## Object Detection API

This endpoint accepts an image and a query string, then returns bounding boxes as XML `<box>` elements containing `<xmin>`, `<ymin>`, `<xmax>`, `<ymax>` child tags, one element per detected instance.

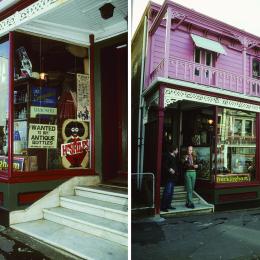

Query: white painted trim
<box><xmin>164</xmin><ymin>88</ymin><xmax>260</xmax><ymax>112</ymax></box>
<box><xmin>0</xmin><ymin>0</ymin><xmax>72</xmax><ymax>37</ymax></box>
<box><xmin>143</xmin><ymin>77</ymin><xmax>260</xmax><ymax>104</ymax></box>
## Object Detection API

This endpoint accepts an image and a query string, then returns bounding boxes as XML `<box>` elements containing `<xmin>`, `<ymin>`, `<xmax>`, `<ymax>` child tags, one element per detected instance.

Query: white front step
<box><xmin>160</xmin><ymin>186</ymin><xmax>185</xmax><ymax>192</ymax></box>
<box><xmin>160</xmin><ymin>203</ymin><xmax>214</xmax><ymax>217</ymax></box>
<box><xmin>75</xmin><ymin>186</ymin><xmax>128</xmax><ymax>206</ymax></box>
<box><xmin>43</xmin><ymin>207</ymin><xmax>128</xmax><ymax>246</ymax></box>
<box><xmin>60</xmin><ymin>195</ymin><xmax>128</xmax><ymax>224</ymax></box>
<box><xmin>11</xmin><ymin>220</ymin><xmax>127</xmax><ymax>260</ymax></box>
<box><xmin>172</xmin><ymin>197</ymin><xmax>200</xmax><ymax>206</ymax></box>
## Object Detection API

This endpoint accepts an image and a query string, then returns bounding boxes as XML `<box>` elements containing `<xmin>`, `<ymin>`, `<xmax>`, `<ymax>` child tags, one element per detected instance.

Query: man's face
<box><xmin>174</xmin><ymin>148</ymin><xmax>178</xmax><ymax>155</ymax></box>
<box><xmin>188</xmin><ymin>146</ymin><xmax>193</xmax><ymax>155</ymax></box>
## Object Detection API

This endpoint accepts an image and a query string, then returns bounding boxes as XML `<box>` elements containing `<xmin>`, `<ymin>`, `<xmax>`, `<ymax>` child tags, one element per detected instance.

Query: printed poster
<box><xmin>28</xmin><ymin>124</ymin><xmax>57</xmax><ymax>149</ymax></box>
<box><xmin>77</xmin><ymin>74</ymin><xmax>90</xmax><ymax>121</ymax></box>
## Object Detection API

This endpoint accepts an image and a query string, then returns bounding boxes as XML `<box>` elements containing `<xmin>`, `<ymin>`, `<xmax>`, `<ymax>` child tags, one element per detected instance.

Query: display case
<box><xmin>13</xmin><ymin>78</ymin><xmax>57</xmax><ymax>171</ymax></box>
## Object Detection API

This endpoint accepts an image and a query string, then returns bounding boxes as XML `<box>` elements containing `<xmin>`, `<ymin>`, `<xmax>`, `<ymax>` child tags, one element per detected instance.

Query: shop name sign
<box><xmin>216</xmin><ymin>174</ymin><xmax>250</xmax><ymax>183</ymax></box>
<box><xmin>28</xmin><ymin>124</ymin><xmax>57</xmax><ymax>148</ymax></box>
<box><xmin>30</xmin><ymin>106</ymin><xmax>57</xmax><ymax>118</ymax></box>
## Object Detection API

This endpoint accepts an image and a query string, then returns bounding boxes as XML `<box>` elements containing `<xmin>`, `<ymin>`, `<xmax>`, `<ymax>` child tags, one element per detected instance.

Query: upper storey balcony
<box><xmin>147</xmin><ymin>1</ymin><xmax>260</xmax><ymax>98</ymax></box>
<box><xmin>150</xmin><ymin>56</ymin><xmax>260</xmax><ymax>97</ymax></box>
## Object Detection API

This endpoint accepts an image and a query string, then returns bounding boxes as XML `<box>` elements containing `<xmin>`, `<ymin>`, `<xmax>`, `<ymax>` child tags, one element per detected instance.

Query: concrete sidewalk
<box><xmin>0</xmin><ymin>226</ymin><xmax>82</xmax><ymax>260</ymax></box>
<box><xmin>132</xmin><ymin>208</ymin><xmax>260</xmax><ymax>260</ymax></box>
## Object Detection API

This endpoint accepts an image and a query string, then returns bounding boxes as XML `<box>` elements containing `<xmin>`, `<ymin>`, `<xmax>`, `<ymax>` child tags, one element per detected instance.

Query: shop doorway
<box><xmin>162</xmin><ymin>101</ymin><xmax>215</xmax><ymax>186</ymax></box>
<box><xmin>101</xmin><ymin>42</ymin><xmax>127</xmax><ymax>184</ymax></box>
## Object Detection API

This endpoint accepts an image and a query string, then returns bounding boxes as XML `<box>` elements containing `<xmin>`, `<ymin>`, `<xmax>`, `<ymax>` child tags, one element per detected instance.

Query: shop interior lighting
<box><xmin>208</xmin><ymin>119</ymin><xmax>214</xmax><ymax>125</ymax></box>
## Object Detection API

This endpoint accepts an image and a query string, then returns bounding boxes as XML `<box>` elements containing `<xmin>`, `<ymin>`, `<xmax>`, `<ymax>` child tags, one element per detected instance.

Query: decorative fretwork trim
<box><xmin>0</xmin><ymin>0</ymin><xmax>69</xmax><ymax>36</ymax></box>
<box><xmin>164</xmin><ymin>88</ymin><xmax>260</xmax><ymax>112</ymax></box>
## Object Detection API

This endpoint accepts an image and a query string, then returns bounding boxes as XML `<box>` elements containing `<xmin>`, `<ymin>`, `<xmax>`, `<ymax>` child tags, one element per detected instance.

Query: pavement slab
<box><xmin>132</xmin><ymin>208</ymin><xmax>260</xmax><ymax>260</ymax></box>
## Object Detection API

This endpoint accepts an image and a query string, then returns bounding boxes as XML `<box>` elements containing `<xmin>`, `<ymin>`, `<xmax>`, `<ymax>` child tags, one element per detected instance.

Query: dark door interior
<box><xmin>101</xmin><ymin>42</ymin><xmax>127</xmax><ymax>182</ymax></box>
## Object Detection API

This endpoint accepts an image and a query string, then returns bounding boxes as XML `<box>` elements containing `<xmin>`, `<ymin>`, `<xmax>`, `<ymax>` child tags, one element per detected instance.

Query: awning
<box><xmin>191</xmin><ymin>34</ymin><xmax>227</xmax><ymax>55</ymax></box>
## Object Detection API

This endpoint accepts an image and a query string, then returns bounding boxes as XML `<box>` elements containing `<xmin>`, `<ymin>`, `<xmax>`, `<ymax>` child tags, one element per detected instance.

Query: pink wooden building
<box><xmin>132</xmin><ymin>1</ymin><xmax>260</xmax><ymax>214</ymax></box>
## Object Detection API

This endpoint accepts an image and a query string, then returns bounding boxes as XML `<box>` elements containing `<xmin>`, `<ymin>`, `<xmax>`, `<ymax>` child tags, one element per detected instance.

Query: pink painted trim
<box><xmin>164</xmin><ymin>7</ymin><xmax>172</xmax><ymax>78</ymax></box>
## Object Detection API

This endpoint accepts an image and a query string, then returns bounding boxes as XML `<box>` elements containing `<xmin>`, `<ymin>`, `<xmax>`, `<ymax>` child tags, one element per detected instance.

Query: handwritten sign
<box><xmin>28</xmin><ymin>124</ymin><xmax>57</xmax><ymax>148</ymax></box>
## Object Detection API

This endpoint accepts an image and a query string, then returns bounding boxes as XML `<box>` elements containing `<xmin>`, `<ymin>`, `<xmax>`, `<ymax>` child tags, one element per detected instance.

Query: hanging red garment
<box><xmin>58</xmin><ymin>90</ymin><xmax>77</xmax><ymax>121</ymax></box>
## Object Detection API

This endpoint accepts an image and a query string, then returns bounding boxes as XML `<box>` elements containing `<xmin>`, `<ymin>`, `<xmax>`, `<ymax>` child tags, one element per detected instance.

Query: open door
<box><xmin>101</xmin><ymin>42</ymin><xmax>128</xmax><ymax>185</ymax></box>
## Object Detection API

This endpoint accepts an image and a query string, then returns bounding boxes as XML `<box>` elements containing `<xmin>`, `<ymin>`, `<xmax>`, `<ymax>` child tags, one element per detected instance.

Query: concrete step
<box><xmin>75</xmin><ymin>186</ymin><xmax>128</xmax><ymax>206</ymax></box>
<box><xmin>11</xmin><ymin>219</ymin><xmax>127</xmax><ymax>260</ymax></box>
<box><xmin>172</xmin><ymin>197</ymin><xmax>200</xmax><ymax>206</ymax></box>
<box><xmin>43</xmin><ymin>207</ymin><xmax>128</xmax><ymax>246</ymax></box>
<box><xmin>61</xmin><ymin>195</ymin><xmax>128</xmax><ymax>224</ymax></box>
<box><xmin>160</xmin><ymin>203</ymin><xmax>214</xmax><ymax>217</ymax></box>
<box><xmin>160</xmin><ymin>186</ymin><xmax>185</xmax><ymax>192</ymax></box>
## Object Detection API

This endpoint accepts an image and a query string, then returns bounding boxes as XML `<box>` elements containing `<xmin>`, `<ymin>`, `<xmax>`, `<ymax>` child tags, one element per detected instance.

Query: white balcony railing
<box><xmin>150</xmin><ymin>57</ymin><xmax>260</xmax><ymax>97</ymax></box>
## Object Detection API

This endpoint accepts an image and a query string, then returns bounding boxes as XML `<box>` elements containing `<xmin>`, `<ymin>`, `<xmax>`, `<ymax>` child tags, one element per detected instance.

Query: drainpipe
<box><xmin>137</xmin><ymin>15</ymin><xmax>148</xmax><ymax>177</ymax></box>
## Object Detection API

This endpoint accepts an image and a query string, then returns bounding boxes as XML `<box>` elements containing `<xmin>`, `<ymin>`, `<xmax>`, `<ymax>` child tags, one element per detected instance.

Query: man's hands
<box><xmin>169</xmin><ymin>168</ymin><xmax>175</xmax><ymax>174</ymax></box>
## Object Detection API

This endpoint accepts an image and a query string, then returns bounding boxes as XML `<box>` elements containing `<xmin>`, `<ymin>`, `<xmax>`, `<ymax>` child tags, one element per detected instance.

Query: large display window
<box><xmin>216</xmin><ymin>108</ymin><xmax>256</xmax><ymax>183</ymax></box>
<box><xmin>0</xmin><ymin>37</ymin><xmax>9</xmax><ymax>173</ymax></box>
<box><xmin>9</xmin><ymin>32</ymin><xmax>91</xmax><ymax>173</ymax></box>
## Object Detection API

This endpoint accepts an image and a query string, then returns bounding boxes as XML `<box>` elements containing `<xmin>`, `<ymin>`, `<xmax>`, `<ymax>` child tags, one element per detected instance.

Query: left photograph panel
<box><xmin>0</xmin><ymin>0</ymin><xmax>128</xmax><ymax>259</ymax></box>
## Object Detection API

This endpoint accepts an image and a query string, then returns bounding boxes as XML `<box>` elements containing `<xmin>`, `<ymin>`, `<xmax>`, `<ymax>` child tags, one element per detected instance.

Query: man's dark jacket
<box><xmin>163</xmin><ymin>152</ymin><xmax>179</xmax><ymax>182</ymax></box>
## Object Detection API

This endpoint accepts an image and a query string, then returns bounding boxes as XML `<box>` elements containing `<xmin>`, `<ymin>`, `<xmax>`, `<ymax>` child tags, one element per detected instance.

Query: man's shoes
<box><xmin>185</xmin><ymin>203</ymin><xmax>194</xmax><ymax>208</ymax></box>
<box><xmin>161</xmin><ymin>208</ymin><xmax>168</xmax><ymax>212</ymax></box>
<box><xmin>168</xmin><ymin>206</ymin><xmax>176</xmax><ymax>210</ymax></box>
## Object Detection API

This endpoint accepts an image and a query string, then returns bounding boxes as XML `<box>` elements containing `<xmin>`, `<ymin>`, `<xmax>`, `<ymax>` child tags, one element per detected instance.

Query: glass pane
<box><xmin>206</xmin><ymin>52</ymin><xmax>211</xmax><ymax>66</ymax></box>
<box><xmin>216</xmin><ymin>108</ymin><xmax>256</xmax><ymax>183</ymax></box>
<box><xmin>13</xmin><ymin>32</ymin><xmax>90</xmax><ymax>172</ymax></box>
<box><xmin>253</xmin><ymin>60</ymin><xmax>260</xmax><ymax>78</ymax></box>
<box><xmin>234</xmin><ymin>119</ymin><xmax>242</xmax><ymax>136</ymax></box>
<box><xmin>0</xmin><ymin>37</ymin><xmax>9</xmax><ymax>172</ymax></box>
<box><xmin>245</xmin><ymin>120</ymin><xmax>252</xmax><ymax>136</ymax></box>
<box><xmin>195</xmin><ymin>48</ymin><xmax>200</xmax><ymax>63</ymax></box>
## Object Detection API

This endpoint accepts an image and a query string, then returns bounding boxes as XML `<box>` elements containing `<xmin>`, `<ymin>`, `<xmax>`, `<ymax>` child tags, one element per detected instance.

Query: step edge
<box><xmin>43</xmin><ymin>208</ymin><xmax>128</xmax><ymax>237</ymax></box>
<box><xmin>75</xmin><ymin>186</ymin><xmax>128</xmax><ymax>199</ymax></box>
<box><xmin>60</xmin><ymin>196</ymin><xmax>128</xmax><ymax>215</ymax></box>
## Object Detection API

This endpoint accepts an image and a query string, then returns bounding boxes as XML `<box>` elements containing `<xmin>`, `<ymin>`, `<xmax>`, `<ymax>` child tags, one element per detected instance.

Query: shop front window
<box><xmin>13</xmin><ymin>32</ymin><xmax>90</xmax><ymax>172</ymax></box>
<box><xmin>216</xmin><ymin>108</ymin><xmax>256</xmax><ymax>183</ymax></box>
<box><xmin>0</xmin><ymin>37</ymin><xmax>9</xmax><ymax>172</ymax></box>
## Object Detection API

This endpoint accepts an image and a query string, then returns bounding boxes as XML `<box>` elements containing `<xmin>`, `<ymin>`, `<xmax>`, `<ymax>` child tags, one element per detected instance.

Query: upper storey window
<box><xmin>194</xmin><ymin>47</ymin><xmax>213</xmax><ymax>77</ymax></box>
<box><xmin>253</xmin><ymin>59</ymin><xmax>260</xmax><ymax>78</ymax></box>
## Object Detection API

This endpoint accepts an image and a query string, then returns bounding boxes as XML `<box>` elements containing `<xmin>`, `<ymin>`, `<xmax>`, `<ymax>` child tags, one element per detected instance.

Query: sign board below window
<box><xmin>216</xmin><ymin>174</ymin><xmax>251</xmax><ymax>183</ymax></box>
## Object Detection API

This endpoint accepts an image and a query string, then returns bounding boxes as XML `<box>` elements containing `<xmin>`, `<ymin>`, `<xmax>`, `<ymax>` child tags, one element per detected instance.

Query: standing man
<box><xmin>161</xmin><ymin>145</ymin><xmax>179</xmax><ymax>212</ymax></box>
<box><xmin>183</xmin><ymin>146</ymin><xmax>198</xmax><ymax>209</ymax></box>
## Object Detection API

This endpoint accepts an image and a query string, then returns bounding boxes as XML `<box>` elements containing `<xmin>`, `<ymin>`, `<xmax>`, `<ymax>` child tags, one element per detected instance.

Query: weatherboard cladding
<box><xmin>146</xmin><ymin>2</ymin><xmax>260</xmax><ymax>93</ymax></box>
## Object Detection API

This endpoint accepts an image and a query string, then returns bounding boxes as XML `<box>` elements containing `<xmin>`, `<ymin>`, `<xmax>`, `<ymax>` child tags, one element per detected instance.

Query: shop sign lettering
<box><xmin>61</xmin><ymin>139</ymin><xmax>90</xmax><ymax>157</ymax></box>
<box><xmin>0</xmin><ymin>156</ymin><xmax>24</xmax><ymax>171</ymax></box>
<box><xmin>30</xmin><ymin>106</ymin><xmax>57</xmax><ymax>118</ymax></box>
<box><xmin>216</xmin><ymin>174</ymin><xmax>250</xmax><ymax>183</ymax></box>
<box><xmin>28</xmin><ymin>124</ymin><xmax>57</xmax><ymax>148</ymax></box>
